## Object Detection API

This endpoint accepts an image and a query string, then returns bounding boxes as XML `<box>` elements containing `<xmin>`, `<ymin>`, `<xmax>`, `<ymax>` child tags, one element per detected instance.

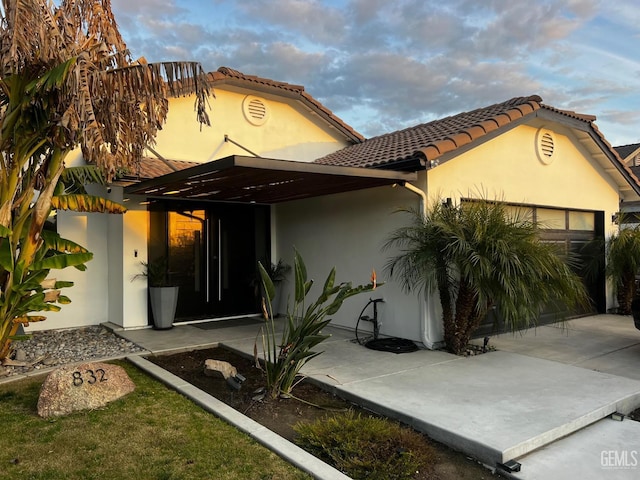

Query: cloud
<box><xmin>236</xmin><ymin>0</ymin><xmax>347</xmax><ymax>45</ymax></box>
<box><xmin>109</xmin><ymin>0</ymin><xmax>639</xmax><ymax>143</ymax></box>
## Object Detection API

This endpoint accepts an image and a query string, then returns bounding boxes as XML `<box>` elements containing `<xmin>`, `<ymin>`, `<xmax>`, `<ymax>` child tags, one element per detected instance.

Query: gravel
<box><xmin>0</xmin><ymin>326</ymin><xmax>146</xmax><ymax>378</ymax></box>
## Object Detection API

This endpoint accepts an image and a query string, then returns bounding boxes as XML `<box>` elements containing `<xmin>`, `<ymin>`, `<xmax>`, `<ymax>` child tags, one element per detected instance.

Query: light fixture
<box><xmin>497</xmin><ymin>460</ymin><xmax>521</xmax><ymax>473</ymax></box>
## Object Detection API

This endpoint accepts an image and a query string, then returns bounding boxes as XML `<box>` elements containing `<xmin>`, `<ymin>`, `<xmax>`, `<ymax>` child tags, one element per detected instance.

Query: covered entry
<box><xmin>125</xmin><ymin>155</ymin><xmax>416</xmax><ymax>323</ymax></box>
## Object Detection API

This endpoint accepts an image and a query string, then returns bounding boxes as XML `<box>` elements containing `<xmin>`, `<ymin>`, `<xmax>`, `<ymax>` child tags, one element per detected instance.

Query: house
<box><xmin>41</xmin><ymin>71</ymin><xmax>640</xmax><ymax>348</ymax></box>
<box><xmin>614</xmin><ymin>143</ymin><xmax>640</xmax><ymax>223</ymax></box>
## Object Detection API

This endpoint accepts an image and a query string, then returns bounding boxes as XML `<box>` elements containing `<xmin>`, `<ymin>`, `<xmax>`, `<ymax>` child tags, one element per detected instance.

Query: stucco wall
<box><xmin>427</xmin><ymin>124</ymin><xmax>620</xmax><ymax>217</ymax></box>
<box><xmin>274</xmin><ymin>186</ymin><xmax>425</xmax><ymax>343</ymax></box>
<box><xmin>152</xmin><ymin>89</ymin><xmax>351</xmax><ymax>162</ymax></box>
<box><xmin>27</xmin><ymin>210</ymin><xmax>109</xmax><ymax>331</ymax></box>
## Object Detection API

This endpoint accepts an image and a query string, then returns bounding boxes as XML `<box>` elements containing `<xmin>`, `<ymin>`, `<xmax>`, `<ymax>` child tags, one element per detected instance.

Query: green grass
<box><xmin>0</xmin><ymin>361</ymin><xmax>310</xmax><ymax>480</ymax></box>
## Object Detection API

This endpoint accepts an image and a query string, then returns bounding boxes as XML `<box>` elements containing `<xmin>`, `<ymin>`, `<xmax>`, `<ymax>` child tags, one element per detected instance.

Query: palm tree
<box><xmin>0</xmin><ymin>0</ymin><xmax>211</xmax><ymax>359</ymax></box>
<box><xmin>384</xmin><ymin>199</ymin><xmax>589</xmax><ymax>355</ymax></box>
<box><xmin>604</xmin><ymin>225</ymin><xmax>640</xmax><ymax>315</ymax></box>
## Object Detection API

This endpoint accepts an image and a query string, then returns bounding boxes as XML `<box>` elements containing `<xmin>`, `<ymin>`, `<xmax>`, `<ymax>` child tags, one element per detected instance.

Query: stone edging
<box><xmin>127</xmin><ymin>355</ymin><xmax>352</xmax><ymax>480</ymax></box>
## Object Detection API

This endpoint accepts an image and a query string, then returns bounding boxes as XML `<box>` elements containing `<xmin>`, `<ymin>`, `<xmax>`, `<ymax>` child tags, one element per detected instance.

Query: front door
<box><xmin>149</xmin><ymin>202</ymin><xmax>270</xmax><ymax>322</ymax></box>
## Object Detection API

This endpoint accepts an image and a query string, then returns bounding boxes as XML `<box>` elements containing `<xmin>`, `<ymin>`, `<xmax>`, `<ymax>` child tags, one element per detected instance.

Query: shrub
<box><xmin>293</xmin><ymin>410</ymin><xmax>436</xmax><ymax>480</ymax></box>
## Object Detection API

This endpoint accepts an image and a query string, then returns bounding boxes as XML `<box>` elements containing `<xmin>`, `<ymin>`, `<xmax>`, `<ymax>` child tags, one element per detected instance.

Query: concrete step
<box><xmin>511</xmin><ymin>416</ymin><xmax>640</xmax><ymax>479</ymax></box>
<box><xmin>300</xmin><ymin>348</ymin><xmax>640</xmax><ymax>467</ymax></box>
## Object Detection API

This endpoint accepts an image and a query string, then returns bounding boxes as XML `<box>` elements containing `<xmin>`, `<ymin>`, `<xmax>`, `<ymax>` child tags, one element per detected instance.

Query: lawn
<box><xmin>0</xmin><ymin>361</ymin><xmax>310</xmax><ymax>480</ymax></box>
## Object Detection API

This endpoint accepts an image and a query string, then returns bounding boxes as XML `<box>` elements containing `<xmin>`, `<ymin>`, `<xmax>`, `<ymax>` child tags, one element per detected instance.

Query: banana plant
<box><xmin>0</xmin><ymin>165</ymin><xmax>124</xmax><ymax>360</ymax></box>
<box><xmin>256</xmin><ymin>249</ymin><xmax>379</xmax><ymax>399</ymax></box>
<box><xmin>0</xmin><ymin>0</ymin><xmax>210</xmax><ymax>361</ymax></box>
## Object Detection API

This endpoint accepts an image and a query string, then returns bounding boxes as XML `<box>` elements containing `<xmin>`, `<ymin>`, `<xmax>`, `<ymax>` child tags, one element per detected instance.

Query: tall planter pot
<box><xmin>149</xmin><ymin>286</ymin><xmax>179</xmax><ymax>330</ymax></box>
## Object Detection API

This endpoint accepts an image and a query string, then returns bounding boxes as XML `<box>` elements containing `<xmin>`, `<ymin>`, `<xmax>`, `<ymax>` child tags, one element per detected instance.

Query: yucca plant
<box><xmin>256</xmin><ymin>249</ymin><xmax>377</xmax><ymax>399</ymax></box>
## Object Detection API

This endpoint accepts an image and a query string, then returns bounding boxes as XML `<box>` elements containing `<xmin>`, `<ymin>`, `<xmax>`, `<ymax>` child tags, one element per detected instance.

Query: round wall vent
<box><xmin>535</xmin><ymin>128</ymin><xmax>556</xmax><ymax>165</ymax></box>
<box><xmin>242</xmin><ymin>95</ymin><xmax>269</xmax><ymax>126</ymax></box>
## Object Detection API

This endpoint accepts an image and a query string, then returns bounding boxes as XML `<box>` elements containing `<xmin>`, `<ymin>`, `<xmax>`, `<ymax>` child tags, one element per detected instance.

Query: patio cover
<box><xmin>124</xmin><ymin>155</ymin><xmax>417</xmax><ymax>204</ymax></box>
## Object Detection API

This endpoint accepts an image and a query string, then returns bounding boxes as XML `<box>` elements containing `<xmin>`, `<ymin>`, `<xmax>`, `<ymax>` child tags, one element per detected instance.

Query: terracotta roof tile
<box><xmin>314</xmin><ymin>95</ymin><xmax>543</xmax><ymax>169</ymax></box>
<box><xmin>119</xmin><ymin>157</ymin><xmax>199</xmax><ymax>183</ymax></box>
<box><xmin>209</xmin><ymin>67</ymin><xmax>364</xmax><ymax>143</ymax></box>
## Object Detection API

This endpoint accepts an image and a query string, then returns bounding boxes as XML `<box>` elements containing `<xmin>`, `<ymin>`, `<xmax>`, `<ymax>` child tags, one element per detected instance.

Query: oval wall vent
<box><xmin>243</xmin><ymin>95</ymin><xmax>269</xmax><ymax>126</ymax></box>
<box><xmin>535</xmin><ymin>128</ymin><xmax>556</xmax><ymax>165</ymax></box>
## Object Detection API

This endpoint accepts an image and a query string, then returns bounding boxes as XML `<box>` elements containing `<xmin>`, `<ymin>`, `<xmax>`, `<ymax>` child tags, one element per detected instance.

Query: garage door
<box><xmin>475</xmin><ymin>206</ymin><xmax>605</xmax><ymax>337</ymax></box>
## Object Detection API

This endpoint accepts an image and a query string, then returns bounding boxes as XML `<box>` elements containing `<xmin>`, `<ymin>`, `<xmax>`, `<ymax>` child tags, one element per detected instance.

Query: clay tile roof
<box><xmin>313</xmin><ymin>95</ymin><xmax>543</xmax><ymax>169</ymax></box>
<box><xmin>208</xmin><ymin>67</ymin><xmax>364</xmax><ymax>143</ymax></box>
<box><xmin>118</xmin><ymin>157</ymin><xmax>200</xmax><ymax>184</ymax></box>
<box><xmin>208</xmin><ymin>66</ymin><xmax>305</xmax><ymax>93</ymax></box>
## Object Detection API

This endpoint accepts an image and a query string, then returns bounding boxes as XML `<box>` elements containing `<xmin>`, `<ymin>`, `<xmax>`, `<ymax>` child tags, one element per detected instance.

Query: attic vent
<box><xmin>540</xmin><ymin>133</ymin><xmax>554</xmax><ymax>157</ymax></box>
<box><xmin>243</xmin><ymin>95</ymin><xmax>269</xmax><ymax>126</ymax></box>
<box><xmin>535</xmin><ymin>128</ymin><xmax>556</xmax><ymax>165</ymax></box>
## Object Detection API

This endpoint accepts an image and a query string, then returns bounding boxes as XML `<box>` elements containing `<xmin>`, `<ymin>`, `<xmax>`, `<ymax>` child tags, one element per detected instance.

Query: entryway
<box><xmin>148</xmin><ymin>201</ymin><xmax>269</xmax><ymax>323</ymax></box>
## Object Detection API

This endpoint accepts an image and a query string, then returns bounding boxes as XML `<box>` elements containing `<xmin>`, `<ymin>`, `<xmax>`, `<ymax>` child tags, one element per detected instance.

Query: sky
<box><xmin>110</xmin><ymin>0</ymin><xmax>640</xmax><ymax>147</ymax></box>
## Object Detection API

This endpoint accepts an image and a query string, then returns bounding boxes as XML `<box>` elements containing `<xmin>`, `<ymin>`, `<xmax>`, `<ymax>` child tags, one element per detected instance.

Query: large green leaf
<box><xmin>258</xmin><ymin>262</ymin><xmax>276</xmax><ymax>302</ymax></box>
<box><xmin>61</xmin><ymin>166</ymin><xmax>106</xmax><ymax>187</ymax></box>
<box><xmin>29</xmin><ymin>251</ymin><xmax>93</xmax><ymax>271</ymax></box>
<box><xmin>41</xmin><ymin>230</ymin><xmax>89</xmax><ymax>254</ymax></box>
<box><xmin>25</xmin><ymin>57</ymin><xmax>77</xmax><ymax>94</ymax></box>
<box><xmin>58</xmin><ymin>166</ymin><xmax>107</xmax><ymax>195</ymax></box>
<box><xmin>0</xmin><ymin>237</ymin><xmax>13</xmax><ymax>272</ymax></box>
<box><xmin>51</xmin><ymin>194</ymin><xmax>126</xmax><ymax>214</ymax></box>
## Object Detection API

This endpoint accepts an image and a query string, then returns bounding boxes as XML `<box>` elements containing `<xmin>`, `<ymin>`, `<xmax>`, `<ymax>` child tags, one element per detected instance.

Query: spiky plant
<box><xmin>257</xmin><ymin>249</ymin><xmax>377</xmax><ymax>399</ymax></box>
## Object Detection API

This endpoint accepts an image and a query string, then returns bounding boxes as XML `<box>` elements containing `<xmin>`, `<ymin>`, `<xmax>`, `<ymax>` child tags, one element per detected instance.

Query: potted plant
<box><xmin>265</xmin><ymin>259</ymin><xmax>291</xmax><ymax>317</ymax></box>
<box><xmin>136</xmin><ymin>257</ymin><xmax>179</xmax><ymax>330</ymax></box>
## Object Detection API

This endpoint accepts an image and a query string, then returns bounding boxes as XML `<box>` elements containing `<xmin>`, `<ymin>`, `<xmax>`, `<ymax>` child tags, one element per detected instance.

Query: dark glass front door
<box><xmin>150</xmin><ymin>202</ymin><xmax>269</xmax><ymax>322</ymax></box>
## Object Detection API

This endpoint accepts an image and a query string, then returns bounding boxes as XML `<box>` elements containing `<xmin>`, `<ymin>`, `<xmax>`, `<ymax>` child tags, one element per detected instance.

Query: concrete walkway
<box><xmin>115</xmin><ymin>314</ymin><xmax>640</xmax><ymax>479</ymax></box>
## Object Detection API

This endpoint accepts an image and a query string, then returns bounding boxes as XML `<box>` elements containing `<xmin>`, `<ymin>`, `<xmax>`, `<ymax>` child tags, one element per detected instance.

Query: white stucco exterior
<box><xmin>152</xmin><ymin>90</ymin><xmax>351</xmax><ymax>163</ymax></box>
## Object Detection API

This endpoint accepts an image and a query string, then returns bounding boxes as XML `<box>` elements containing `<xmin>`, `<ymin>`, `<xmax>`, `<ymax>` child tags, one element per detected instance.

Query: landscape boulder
<box><xmin>204</xmin><ymin>359</ymin><xmax>238</xmax><ymax>379</ymax></box>
<box><xmin>37</xmin><ymin>362</ymin><xmax>135</xmax><ymax>418</ymax></box>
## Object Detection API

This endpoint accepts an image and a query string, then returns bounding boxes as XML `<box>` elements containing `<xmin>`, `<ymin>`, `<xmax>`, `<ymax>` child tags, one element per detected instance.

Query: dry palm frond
<box><xmin>1</xmin><ymin>0</ymin><xmax>211</xmax><ymax>182</ymax></box>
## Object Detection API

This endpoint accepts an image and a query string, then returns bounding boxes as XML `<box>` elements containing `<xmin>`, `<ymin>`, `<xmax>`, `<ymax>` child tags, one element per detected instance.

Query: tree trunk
<box><xmin>617</xmin><ymin>271</ymin><xmax>636</xmax><ymax>315</ymax></box>
<box><xmin>448</xmin><ymin>279</ymin><xmax>478</xmax><ymax>355</ymax></box>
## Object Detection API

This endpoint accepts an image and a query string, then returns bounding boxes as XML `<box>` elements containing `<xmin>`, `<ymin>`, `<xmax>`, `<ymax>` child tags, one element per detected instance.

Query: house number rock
<box><xmin>37</xmin><ymin>362</ymin><xmax>135</xmax><ymax>418</ymax></box>
<box><xmin>71</xmin><ymin>368</ymin><xmax>108</xmax><ymax>386</ymax></box>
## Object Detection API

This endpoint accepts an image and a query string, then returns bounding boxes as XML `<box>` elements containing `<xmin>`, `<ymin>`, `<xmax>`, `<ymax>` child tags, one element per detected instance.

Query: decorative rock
<box><xmin>37</xmin><ymin>362</ymin><xmax>135</xmax><ymax>418</ymax></box>
<box><xmin>204</xmin><ymin>359</ymin><xmax>237</xmax><ymax>380</ymax></box>
<box><xmin>14</xmin><ymin>349</ymin><xmax>27</xmax><ymax>362</ymax></box>
<box><xmin>1</xmin><ymin>326</ymin><xmax>145</xmax><ymax>378</ymax></box>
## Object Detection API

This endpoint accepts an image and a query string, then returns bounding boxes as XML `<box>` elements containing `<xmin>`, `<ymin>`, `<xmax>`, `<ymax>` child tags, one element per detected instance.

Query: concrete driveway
<box><xmin>117</xmin><ymin>314</ymin><xmax>640</xmax><ymax>479</ymax></box>
<box><xmin>490</xmin><ymin>314</ymin><xmax>640</xmax><ymax>381</ymax></box>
